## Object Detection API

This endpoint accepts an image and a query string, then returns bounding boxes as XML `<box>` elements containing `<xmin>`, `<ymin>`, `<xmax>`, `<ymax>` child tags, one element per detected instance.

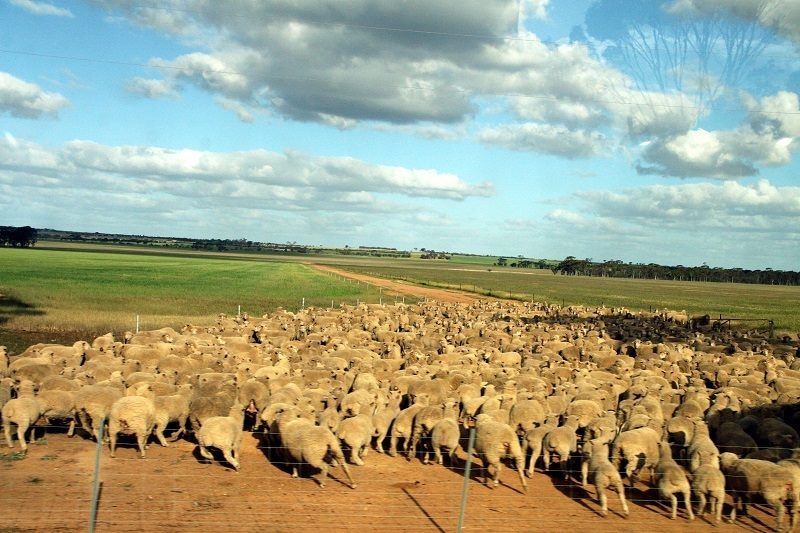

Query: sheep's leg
<box><xmin>696</xmin><ymin>492</ymin><xmax>707</xmax><ymax>518</ymax></box>
<box><xmin>712</xmin><ymin>494</ymin><xmax>723</xmax><ymax>524</ymax></box>
<box><xmin>615</xmin><ymin>479</ymin><xmax>630</xmax><ymax>517</ymax></box>
<box><xmin>492</xmin><ymin>459</ymin><xmax>502</xmax><ymax>487</ymax></box>
<box><xmin>597</xmin><ymin>486</ymin><xmax>608</xmax><ymax>516</ymax></box>
<box><xmin>683</xmin><ymin>490</ymin><xmax>695</xmax><ymax>520</ymax></box>
<box><xmin>66</xmin><ymin>418</ymin><xmax>76</xmax><ymax>438</ymax></box>
<box><xmin>388</xmin><ymin>434</ymin><xmax>399</xmax><ymax>457</ymax></box>
<box><xmin>167</xmin><ymin>423</ymin><xmax>185</xmax><ymax>442</ymax></box>
<box><xmin>109</xmin><ymin>430</ymin><xmax>117</xmax><ymax>458</ymax></box>
<box><xmin>580</xmin><ymin>459</ymin><xmax>589</xmax><ymax>488</ymax></box>
<box><xmin>198</xmin><ymin>444</ymin><xmax>213</xmax><ymax>461</ymax></box>
<box><xmin>222</xmin><ymin>447</ymin><xmax>240</xmax><ymax>471</ymax></box>
<box><xmin>155</xmin><ymin>426</ymin><xmax>169</xmax><ymax>447</ymax></box>
<box><xmin>516</xmin><ymin>461</ymin><xmax>528</xmax><ymax>493</ymax></box>
<box><xmin>527</xmin><ymin>444</ymin><xmax>541</xmax><ymax>477</ymax></box>
<box><xmin>4</xmin><ymin>421</ymin><xmax>13</xmax><ymax>448</ymax></box>
<box><xmin>339</xmin><ymin>459</ymin><xmax>356</xmax><ymax>489</ymax></box>
<box><xmin>16</xmin><ymin>424</ymin><xmax>29</xmax><ymax>452</ymax></box>
<box><xmin>136</xmin><ymin>432</ymin><xmax>147</xmax><ymax>459</ymax></box>
<box><xmin>350</xmin><ymin>446</ymin><xmax>365</xmax><ymax>466</ymax></box>
<box><xmin>667</xmin><ymin>494</ymin><xmax>678</xmax><ymax>519</ymax></box>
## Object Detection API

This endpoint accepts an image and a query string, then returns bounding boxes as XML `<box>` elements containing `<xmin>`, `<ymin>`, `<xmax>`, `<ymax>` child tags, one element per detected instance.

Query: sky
<box><xmin>1</xmin><ymin>0</ymin><xmax>799</xmax><ymax>270</ymax></box>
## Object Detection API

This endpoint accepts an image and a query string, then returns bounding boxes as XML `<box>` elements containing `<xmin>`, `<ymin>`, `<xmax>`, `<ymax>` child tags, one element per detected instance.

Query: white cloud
<box><xmin>479</xmin><ymin>123</ymin><xmax>606</xmax><ymax>158</ymax></box>
<box><xmin>8</xmin><ymin>0</ymin><xmax>72</xmax><ymax>17</ymax></box>
<box><xmin>667</xmin><ymin>0</ymin><xmax>800</xmax><ymax>44</ymax></box>
<box><xmin>0</xmin><ymin>136</ymin><xmax>494</xmax><ymax>205</ymax></box>
<box><xmin>536</xmin><ymin>179</ymin><xmax>800</xmax><ymax>268</ymax></box>
<box><xmin>125</xmin><ymin>78</ymin><xmax>178</xmax><ymax>99</ymax></box>
<box><xmin>0</xmin><ymin>71</ymin><xmax>70</xmax><ymax>119</ymax></box>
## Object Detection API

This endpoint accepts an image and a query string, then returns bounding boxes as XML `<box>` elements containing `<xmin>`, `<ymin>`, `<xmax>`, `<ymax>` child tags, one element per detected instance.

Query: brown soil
<box><xmin>0</xmin><ymin>268</ymin><xmax>780</xmax><ymax>533</ymax></box>
<box><xmin>0</xmin><ymin>426</ymin><xmax>777</xmax><ymax>533</ymax></box>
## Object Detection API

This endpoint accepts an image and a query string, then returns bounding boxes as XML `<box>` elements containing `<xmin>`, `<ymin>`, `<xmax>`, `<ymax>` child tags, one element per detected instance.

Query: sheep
<box><xmin>2</xmin><ymin>395</ymin><xmax>42</xmax><ymax>452</ymax></box>
<box><xmin>152</xmin><ymin>385</ymin><xmax>193</xmax><ymax>446</ymax></box>
<box><xmin>430</xmin><ymin>416</ymin><xmax>462</xmax><ymax>467</ymax></box>
<box><xmin>686</xmin><ymin>419</ymin><xmax>719</xmax><ymax>472</ymax></box>
<box><xmin>372</xmin><ymin>387</ymin><xmax>403</xmax><ymax>454</ymax></box>
<box><xmin>36</xmin><ymin>389</ymin><xmax>77</xmax><ymax>437</ymax></box>
<box><xmin>507</xmin><ymin>398</ymin><xmax>546</xmax><ymax>436</ymax></box>
<box><xmin>610</xmin><ymin>426</ymin><xmax>660</xmax><ymax>488</ymax></box>
<box><xmin>541</xmin><ymin>414</ymin><xmax>580</xmax><ymax>478</ymax></box>
<box><xmin>335</xmin><ymin>413</ymin><xmax>374</xmax><ymax>466</ymax></box>
<box><xmin>73</xmin><ymin>384</ymin><xmax>124</xmax><ymax>442</ymax></box>
<box><xmin>522</xmin><ymin>415</ymin><xmax>559</xmax><ymax>477</ymax></box>
<box><xmin>720</xmin><ymin>451</ymin><xmax>798</xmax><ymax>532</ymax></box>
<box><xmin>714</xmin><ymin>420</ymin><xmax>757</xmax><ymax>457</ymax></box>
<box><xmin>388</xmin><ymin>395</ymin><xmax>430</xmax><ymax>457</ymax></box>
<box><xmin>275</xmin><ymin>406</ymin><xmax>357</xmax><ymax>489</ymax></box>
<box><xmin>654</xmin><ymin>440</ymin><xmax>694</xmax><ymax>520</ymax></box>
<box><xmin>471</xmin><ymin>413</ymin><xmax>527</xmax><ymax>493</ymax></box>
<box><xmin>196</xmin><ymin>403</ymin><xmax>245</xmax><ymax>471</ymax></box>
<box><xmin>107</xmin><ymin>395</ymin><xmax>156</xmax><ymax>459</ymax></box>
<box><xmin>579</xmin><ymin>438</ymin><xmax>629</xmax><ymax>518</ymax></box>
<box><xmin>407</xmin><ymin>399</ymin><xmax>459</xmax><ymax>464</ymax></box>
<box><xmin>691</xmin><ymin>462</ymin><xmax>726</xmax><ymax>524</ymax></box>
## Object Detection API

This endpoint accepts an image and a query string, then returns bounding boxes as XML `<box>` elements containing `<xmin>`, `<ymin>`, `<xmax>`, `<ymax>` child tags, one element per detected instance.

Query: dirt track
<box><xmin>309</xmin><ymin>264</ymin><xmax>479</xmax><ymax>305</ymax></box>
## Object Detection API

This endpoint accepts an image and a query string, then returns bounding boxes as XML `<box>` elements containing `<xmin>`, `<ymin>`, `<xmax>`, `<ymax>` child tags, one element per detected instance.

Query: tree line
<box><xmin>550</xmin><ymin>256</ymin><xmax>800</xmax><ymax>286</ymax></box>
<box><xmin>0</xmin><ymin>226</ymin><xmax>38</xmax><ymax>247</ymax></box>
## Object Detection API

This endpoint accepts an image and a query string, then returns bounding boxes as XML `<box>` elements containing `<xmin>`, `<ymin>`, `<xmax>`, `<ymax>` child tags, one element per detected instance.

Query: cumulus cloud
<box><xmin>125</xmin><ymin>77</ymin><xmax>178</xmax><ymax>99</ymax></box>
<box><xmin>479</xmin><ymin>123</ymin><xmax>606</xmax><ymax>158</ymax></box>
<box><xmin>0</xmin><ymin>136</ymin><xmax>494</xmax><ymax>208</ymax></box>
<box><xmin>667</xmin><ymin>0</ymin><xmax>800</xmax><ymax>43</ymax></box>
<box><xmin>537</xmin><ymin>179</ymin><xmax>800</xmax><ymax>268</ymax></box>
<box><xmin>8</xmin><ymin>0</ymin><xmax>72</xmax><ymax>17</ymax></box>
<box><xmin>0</xmin><ymin>71</ymin><xmax>70</xmax><ymax>119</ymax></box>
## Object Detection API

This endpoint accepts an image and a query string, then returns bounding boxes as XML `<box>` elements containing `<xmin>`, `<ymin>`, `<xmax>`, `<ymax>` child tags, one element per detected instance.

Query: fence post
<box><xmin>89</xmin><ymin>417</ymin><xmax>106</xmax><ymax>533</ymax></box>
<box><xmin>457</xmin><ymin>425</ymin><xmax>477</xmax><ymax>532</ymax></box>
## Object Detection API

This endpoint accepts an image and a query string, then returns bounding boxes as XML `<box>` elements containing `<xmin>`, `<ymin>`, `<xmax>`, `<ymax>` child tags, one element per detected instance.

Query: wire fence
<box><xmin>0</xmin><ymin>423</ymin><xmax>783</xmax><ymax>533</ymax></box>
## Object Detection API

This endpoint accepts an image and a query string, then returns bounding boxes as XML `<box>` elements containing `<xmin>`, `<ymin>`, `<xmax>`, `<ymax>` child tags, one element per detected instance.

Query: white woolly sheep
<box><xmin>579</xmin><ymin>438</ymin><xmax>629</xmax><ymax>518</ymax></box>
<box><xmin>610</xmin><ymin>426</ymin><xmax>660</xmax><ymax>487</ymax></box>
<box><xmin>471</xmin><ymin>413</ymin><xmax>527</xmax><ymax>493</ymax></box>
<box><xmin>372</xmin><ymin>387</ymin><xmax>403</xmax><ymax>454</ymax></box>
<box><xmin>430</xmin><ymin>416</ymin><xmax>462</xmax><ymax>467</ymax></box>
<box><xmin>388</xmin><ymin>396</ymin><xmax>430</xmax><ymax>457</ymax></box>
<box><xmin>541</xmin><ymin>414</ymin><xmax>580</xmax><ymax>478</ymax></box>
<box><xmin>275</xmin><ymin>406</ymin><xmax>356</xmax><ymax>489</ymax></box>
<box><xmin>108</xmin><ymin>395</ymin><xmax>157</xmax><ymax>458</ymax></box>
<box><xmin>152</xmin><ymin>385</ymin><xmax>193</xmax><ymax>446</ymax></box>
<box><xmin>36</xmin><ymin>389</ymin><xmax>77</xmax><ymax>437</ymax></box>
<box><xmin>336</xmin><ymin>413</ymin><xmax>374</xmax><ymax>466</ymax></box>
<box><xmin>654</xmin><ymin>440</ymin><xmax>694</xmax><ymax>520</ymax></box>
<box><xmin>2</xmin><ymin>395</ymin><xmax>42</xmax><ymax>452</ymax></box>
<box><xmin>196</xmin><ymin>403</ymin><xmax>245</xmax><ymax>471</ymax></box>
<box><xmin>73</xmin><ymin>384</ymin><xmax>124</xmax><ymax>442</ymax></box>
<box><xmin>522</xmin><ymin>415</ymin><xmax>559</xmax><ymax>477</ymax></box>
<box><xmin>691</xmin><ymin>462</ymin><xmax>725</xmax><ymax>524</ymax></box>
<box><xmin>720</xmin><ymin>451</ymin><xmax>798</xmax><ymax>532</ymax></box>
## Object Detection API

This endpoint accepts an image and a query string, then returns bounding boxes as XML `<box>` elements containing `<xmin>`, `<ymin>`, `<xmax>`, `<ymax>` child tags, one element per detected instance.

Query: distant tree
<box><xmin>0</xmin><ymin>226</ymin><xmax>37</xmax><ymax>247</ymax></box>
<box><xmin>496</xmin><ymin>257</ymin><xmax>507</xmax><ymax>266</ymax></box>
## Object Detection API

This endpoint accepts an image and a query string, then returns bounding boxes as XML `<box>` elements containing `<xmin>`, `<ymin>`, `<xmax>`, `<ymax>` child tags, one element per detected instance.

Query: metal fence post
<box><xmin>89</xmin><ymin>417</ymin><xmax>105</xmax><ymax>533</ymax></box>
<box><xmin>457</xmin><ymin>425</ymin><xmax>477</xmax><ymax>532</ymax></box>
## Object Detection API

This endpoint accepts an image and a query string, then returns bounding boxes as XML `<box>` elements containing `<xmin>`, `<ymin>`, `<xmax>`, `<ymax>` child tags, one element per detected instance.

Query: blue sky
<box><xmin>1</xmin><ymin>0</ymin><xmax>799</xmax><ymax>270</ymax></box>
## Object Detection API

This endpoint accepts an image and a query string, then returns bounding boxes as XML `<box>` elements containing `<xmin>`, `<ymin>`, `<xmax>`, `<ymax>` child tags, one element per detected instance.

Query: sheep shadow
<box><xmin>190</xmin><ymin>445</ymin><xmax>238</xmax><ymax>471</ymax></box>
<box><xmin>250</xmin><ymin>431</ymin><xmax>353</xmax><ymax>489</ymax></box>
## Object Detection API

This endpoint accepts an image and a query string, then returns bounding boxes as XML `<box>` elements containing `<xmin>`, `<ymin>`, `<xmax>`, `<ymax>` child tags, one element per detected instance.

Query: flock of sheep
<box><xmin>2</xmin><ymin>298</ymin><xmax>800</xmax><ymax>530</ymax></box>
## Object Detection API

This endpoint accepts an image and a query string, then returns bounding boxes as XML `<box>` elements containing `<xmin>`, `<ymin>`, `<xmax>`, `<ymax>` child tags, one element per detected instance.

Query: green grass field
<box><xmin>0</xmin><ymin>247</ymin><xmax>385</xmax><ymax>353</ymax></box>
<box><xmin>340</xmin><ymin>262</ymin><xmax>800</xmax><ymax>334</ymax></box>
<box><xmin>2</xmin><ymin>243</ymin><xmax>798</xmax><ymax>354</ymax></box>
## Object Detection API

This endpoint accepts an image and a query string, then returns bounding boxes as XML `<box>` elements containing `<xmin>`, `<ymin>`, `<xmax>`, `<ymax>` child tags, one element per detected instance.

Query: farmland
<box><xmin>2</xmin><ymin>241</ymin><xmax>799</xmax><ymax>355</ymax></box>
